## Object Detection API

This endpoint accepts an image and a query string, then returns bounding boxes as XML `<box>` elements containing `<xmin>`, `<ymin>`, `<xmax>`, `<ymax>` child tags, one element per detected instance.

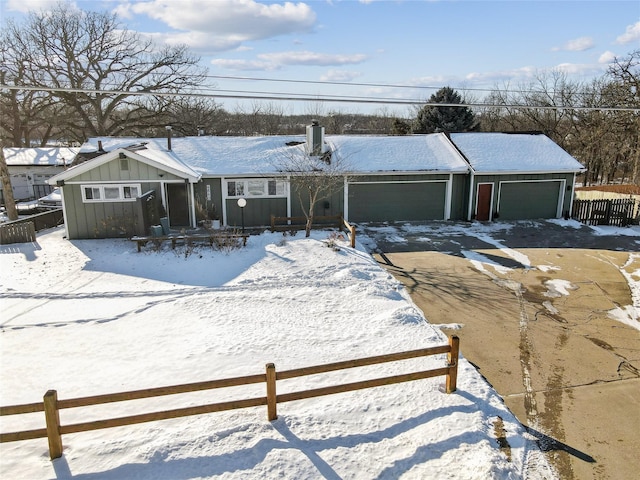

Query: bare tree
<box><xmin>0</xmin><ymin>142</ymin><xmax>18</xmax><ymax>220</ymax></box>
<box><xmin>607</xmin><ymin>50</ymin><xmax>640</xmax><ymax>184</ymax></box>
<box><xmin>0</xmin><ymin>1</ymin><xmax>207</xmax><ymax>144</ymax></box>
<box><xmin>277</xmin><ymin>141</ymin><xmax>349</xmax><ymax>237</ymax></box>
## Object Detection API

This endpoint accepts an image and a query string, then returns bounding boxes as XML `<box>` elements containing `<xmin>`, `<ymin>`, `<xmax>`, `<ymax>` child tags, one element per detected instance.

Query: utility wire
<box><xmin>2</xmin><ymin>84</ymin><xmax>638</xmax><ymax>112</ymax></box>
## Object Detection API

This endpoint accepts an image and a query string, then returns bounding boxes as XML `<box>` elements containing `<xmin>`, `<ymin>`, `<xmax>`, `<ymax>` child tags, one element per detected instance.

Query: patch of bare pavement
<box><xmin>364</xmin><ymin>220</ymin><xmax>640</xmax><ymax>480</ymax></box>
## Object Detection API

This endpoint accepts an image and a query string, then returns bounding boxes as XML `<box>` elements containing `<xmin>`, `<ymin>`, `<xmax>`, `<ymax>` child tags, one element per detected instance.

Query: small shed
<box><xmin>449</xmin><ymin>132</ymin><xmax>585</xmax><ymax>221</ymax></box>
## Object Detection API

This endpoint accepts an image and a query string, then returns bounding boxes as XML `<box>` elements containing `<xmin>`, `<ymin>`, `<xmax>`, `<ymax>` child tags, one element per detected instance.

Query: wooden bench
<box><xmin>131</xmin><ymin>233</ymin><xmax>249</xmax><ymax>252</ymax></box>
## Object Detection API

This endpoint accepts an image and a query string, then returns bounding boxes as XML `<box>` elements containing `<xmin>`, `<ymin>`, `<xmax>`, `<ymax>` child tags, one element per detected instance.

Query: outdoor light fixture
<box><xmin>237</xmin><ymin>197</ymin><xmax>247</xmax><ymax>234</ymax></box>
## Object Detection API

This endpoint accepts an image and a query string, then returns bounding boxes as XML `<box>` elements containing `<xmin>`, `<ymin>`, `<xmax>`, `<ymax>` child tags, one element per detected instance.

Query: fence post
<box><xmin>446</xmin><ymin>336</ymin><xmax>460</xmax><ymax>393</ymax></box>
<box><xmin>43</xmin><ymin>390</ymin><xmax>63</xmax><ymax>459</ymax></box>
<box><xmin>266</xmin><ymin>363</ymin><xmax>277</xmax><ymax>420</ymax></box>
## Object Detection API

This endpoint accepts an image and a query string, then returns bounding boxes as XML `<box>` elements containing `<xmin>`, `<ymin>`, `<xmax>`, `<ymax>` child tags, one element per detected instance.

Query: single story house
<box><xmin>2</xmin><ymin>147</ymin><xmax>79</xmax><ymax>202</ymax></box>
<box><xmin>48</xmin><ymin>124</ymin><xmax>585</xmax><ymax>239</ymax></box>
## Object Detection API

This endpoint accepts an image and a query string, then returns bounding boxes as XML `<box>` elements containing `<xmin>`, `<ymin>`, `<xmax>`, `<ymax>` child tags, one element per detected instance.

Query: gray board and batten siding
<box><xmin>59</xmin><ymin>155</ymin><xmax>186</xmax><ymax>238</ymax></box>
<box><xmin>470</xmin><ymin>173</ymin><xmax>575</xmax><ymax>221</ymax></box>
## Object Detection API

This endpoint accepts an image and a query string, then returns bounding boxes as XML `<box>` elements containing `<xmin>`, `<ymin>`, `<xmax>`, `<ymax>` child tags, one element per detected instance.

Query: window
<box><xmin>81</xmin><ymin>184</ymin><xmax>142</xmax><ymax>203</ymax></box>
<box><xmin>123</xmin><ymin>186</ymin><xmax>139</xmax><ymax>198</ymax></box>
<box><xmin>227</xmin><ymin>181</ymin><xmax>245</xmax><ymax>197</ymax></box>
<box><xmin>225</xmin><ymin>179</ymin><xmax>286</xmax><ymax>198</ymax></box>
<box><xmin>84</xmin><ymin>187</ymin><xmax>101</xmax><ymax>200</ymax></box>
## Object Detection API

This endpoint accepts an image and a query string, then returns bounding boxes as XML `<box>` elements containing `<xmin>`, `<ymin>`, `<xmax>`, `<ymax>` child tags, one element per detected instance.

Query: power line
<box><xmin>1</xmin><ymin>84</ymin><xmax>639</xmax><ymax>112</ymax></box>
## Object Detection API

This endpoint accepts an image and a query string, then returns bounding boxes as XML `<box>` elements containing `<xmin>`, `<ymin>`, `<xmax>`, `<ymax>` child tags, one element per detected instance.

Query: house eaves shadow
<box><xmin>69</xmin><ymin>240</ymin><xmax>271</xmax><ymax>288</ymax></box>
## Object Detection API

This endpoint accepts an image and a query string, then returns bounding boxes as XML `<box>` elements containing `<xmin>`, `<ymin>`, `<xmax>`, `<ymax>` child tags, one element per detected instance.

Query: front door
<box><xmin>166</xmin><ymin>183</ymin><xmax>190</xmax><ymax>227</ymax></box>
<box><xmin>476</xmin><ymin>183</ymin><xmax>493</xmax><ymax>221</ymax></box>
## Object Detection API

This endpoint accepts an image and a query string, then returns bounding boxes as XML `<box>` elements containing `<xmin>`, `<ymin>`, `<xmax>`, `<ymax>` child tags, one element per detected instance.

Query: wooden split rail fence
<box><xmin>0</xmin><ymin>336</ymin><xmax>459</xmax><ymax>460</ymax></box>
<box><xmin>271</xmin><ymin>213</ymin><xmax>357</xmax><ymax>248</ymax></box>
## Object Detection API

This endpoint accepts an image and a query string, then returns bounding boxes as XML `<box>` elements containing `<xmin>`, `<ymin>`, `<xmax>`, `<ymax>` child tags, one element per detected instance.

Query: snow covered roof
<box><xmin>3</xmin><ymin>147</ymin><xmax>79</xmax><ymax>166</ymax></box>
<box><xmin>50</xmin><ymin>146</ymin><xmax>201</xmax><ymax>184</ymax></box>
<box><xmin>80</xmin><ymin>133</ymin><xmax>470</xmax><ymax>175</ymax></box>
<box><xmin>77</xmin><ymin>132</ymin><xmax>583</xmax><ymax>177</ymax></box>
<box><xmin>326</xmin><ymin>133</ymin><xmax>470</xmax><ymax>173</ymax></box>
<box><xmin>449</xmin><ymin>132</ymin><xmax>585</xmax><ymax>173</ymax></box>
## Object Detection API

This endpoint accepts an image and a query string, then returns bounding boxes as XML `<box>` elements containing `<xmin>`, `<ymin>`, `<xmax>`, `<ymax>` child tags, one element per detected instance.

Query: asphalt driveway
<box><xmin>362</xmin><ymin>220</ymin><xmax>640</xmax><ymax>480</ymax></box>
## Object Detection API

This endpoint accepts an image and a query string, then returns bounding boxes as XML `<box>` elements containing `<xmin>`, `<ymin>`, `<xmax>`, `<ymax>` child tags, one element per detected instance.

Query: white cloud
<box><xmin>320</xmin><ymin>69</ymin><xmax>363</xmax><ymax>82</ymax></box>
<box><xmin>554</xmin><ymin>62</ymin><xmax>606</xmax><ymax>77</ymax></box>
<box><xmin>211</xmin><ymin>59</ymin><xmax>279</xmax><ymax>71</ymax></box>
<box><xmin>616</xmin><ymin>20</ymin><xmax>640</xmax><ymax>44</ymax></box>
<box><xmin>212</xmin><ymin>50</ymin><xmax>368</xmax><ymax>72</ymax></box>
<box><xmin>258</xmin><ymin>51</ymin><xmax>368</xmax><ymax>66</ymax></box>
<box><xmin>5</xmin><ymin>0</ymin><xmax>75</xmax><ymax>13</ymax></box>
<box><xmin>552</xmin><ymin>36</ymin><xmax>595</xmax><ymax>52</ymax></box>
<box><xmin>598</xmin><ymin>51</ymin><xmax>617</xmax><ymax>64</ymax></box>
<box><xmin>129</xmin><ymin>0</ymin><xmax>316</xmax><ymax>52</ymax></box>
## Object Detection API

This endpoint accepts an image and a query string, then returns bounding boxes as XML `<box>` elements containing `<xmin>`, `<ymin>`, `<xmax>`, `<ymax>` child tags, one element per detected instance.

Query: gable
<box><xmin>67</xmin><ymin>156</ymin><xmax>185</xmax><ymax>183</ymax></box>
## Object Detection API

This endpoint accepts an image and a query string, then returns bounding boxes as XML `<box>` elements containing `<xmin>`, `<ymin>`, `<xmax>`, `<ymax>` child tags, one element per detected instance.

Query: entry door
<box><xmin>166</xmin><ymin>183</ymin><xmax>190</xmax><ymax>227</ymax></box>
<box><xmin>476</xmin><ymin>183</ymin><xmax>493</xmax><ymax>221</ymax></box>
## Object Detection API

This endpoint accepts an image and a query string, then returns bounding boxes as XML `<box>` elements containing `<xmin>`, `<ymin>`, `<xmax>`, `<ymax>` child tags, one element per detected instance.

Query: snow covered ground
<box><xmin>3</xmin><ymin>222</ymin><xmax>634</xmax><ymax>479</ymax></box>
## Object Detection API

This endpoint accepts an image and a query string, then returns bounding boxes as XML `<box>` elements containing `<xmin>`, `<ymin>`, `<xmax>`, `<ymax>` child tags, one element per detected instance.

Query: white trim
<box><xmin>286</xmin><ymin>175</ymin><xmax>292</xmax><ymax>218</ymax></box>
<box><xmin>348</xmin><ymin>179</ymin><xmax>446</xmax><ymax>185</ymax></box>
<box><xmin>49</xmin><ymin>148</ymin><xmax>200</xmax><ymax>184</ymax></box>
<box><xmin>224</xmin><ymin>178</ymin><xmax>287</xmax><ymax>199</ymax></box>
<box><xmin>568</xmin><ymin>173</ymin><xmax>577</xmax><ymax>217</ymax></box>
<box><xmin>467</xmin><ymin>171</ymin><xmax>475</xmax><ymax>221</ymax></box>
<box><xmin>60</xmin><ymin>187</ymin><xmax>70</xmax><ymax>239</ymax></box>
<box><xmin>444</xmin><ymin>173</ymin><xmax>453</xmax><ymax>220</ymax></box>
<box><xmin>343</xmin><ymin>176</ymin><xmax>349</xmax><ymax>221</ymax></box>
<box><xmin>346</xmin><ymin>179</ymin><xmax>449</xmax><ymax>221</ymax></box>
<box><xmin>189</xmin><ymin>182</ymin><xmax>197</xmax><ymax>228</ymax></box>
<box><xmin>221</xmin><ymin>176</ymin><xmax>228</xmax><ymax>226</ymax></box>
<box><xmin>80</xmin><ymin>183</ymin><xmax>141</xmax><ymax>203</ymax></box>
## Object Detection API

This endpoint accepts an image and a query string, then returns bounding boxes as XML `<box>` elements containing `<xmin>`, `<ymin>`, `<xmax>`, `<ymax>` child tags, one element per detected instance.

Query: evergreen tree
<box><xmin>413</xmin><ymin>87</ymin><xmax>478</xmax><ymax>133</ymax></box>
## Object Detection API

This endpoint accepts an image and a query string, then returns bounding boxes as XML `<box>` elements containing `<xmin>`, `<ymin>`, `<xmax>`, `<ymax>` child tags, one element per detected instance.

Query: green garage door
<box><xmin>348</xmin><ymin>182</ymin><xmax>447</xmax><ymax>222</ymax></box>
<box><xmin>498</xmin><ymin>181</ymin><xmax>561</xmax><ymax>220</ymax></box>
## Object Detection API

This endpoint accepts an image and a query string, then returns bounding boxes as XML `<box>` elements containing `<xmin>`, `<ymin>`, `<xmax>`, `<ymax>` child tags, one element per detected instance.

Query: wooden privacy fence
<box><xmin>572</xmin><ymin>198</ymin><xmax>637</xmax><ymax>227</ymax></box>
<box><xmin>271</xmin><ymin>213</ymin><xmax>357</xmax><ymax>248</ymax></box>
<box><xmin>0</xmin><ymin>209</ymin><xmax>64</xmax><ymax>245</ymax></box>
<box><xmin>0</xmin><ymin>336</ymin><xmax>459</xmax><ymax>460</ymax></box>
<box><xmin>0</xmin><ymin>221</ymin><xmax>36</xmax><ymax>244</ymax></box>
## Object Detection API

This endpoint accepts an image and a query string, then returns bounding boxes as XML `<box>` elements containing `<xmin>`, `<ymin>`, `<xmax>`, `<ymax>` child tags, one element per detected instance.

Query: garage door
<box><xmin>348</xmin><ymin>182</ymin><xmax>447</xmax><ymax>222</ymax></box>
<box><xmin>498</xmin><ymin>181</ymin><xmax>561</xmax><ymax>220</ymax></box>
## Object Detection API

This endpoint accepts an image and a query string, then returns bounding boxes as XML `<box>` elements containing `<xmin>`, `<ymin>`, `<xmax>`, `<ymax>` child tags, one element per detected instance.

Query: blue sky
<box><xmin>2</xmin><ymin>0</ymin><xmax>639</xmax><ymax>115</ymax></box>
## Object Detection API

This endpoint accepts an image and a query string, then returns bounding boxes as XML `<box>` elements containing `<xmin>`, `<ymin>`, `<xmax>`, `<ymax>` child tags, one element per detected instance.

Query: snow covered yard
<box><xmin>0</xmin><ymin>227</ymin><xmax>554</xmax><ymax>479</ymax></box>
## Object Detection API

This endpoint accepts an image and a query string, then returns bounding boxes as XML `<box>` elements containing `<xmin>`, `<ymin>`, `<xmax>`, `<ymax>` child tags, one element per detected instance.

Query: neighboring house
<box><xmin>49</xmin><ymin>124</ymin><xmax>585</xmax><ymax>239</ymax></box>
<box><xmin>2</xmin><ymin>147</ymin><xmax>79</xmax><ymax>202</ymax></box>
